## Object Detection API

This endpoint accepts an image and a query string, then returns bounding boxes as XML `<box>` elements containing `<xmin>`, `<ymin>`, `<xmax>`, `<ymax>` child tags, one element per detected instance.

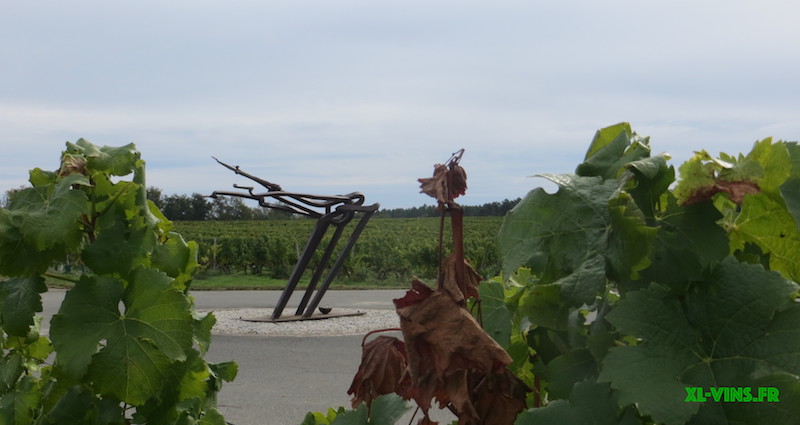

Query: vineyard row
<box><xmin>172</xmin><ymin>216</ymin><xmax>504</xmax><ymax>283</ymax></box>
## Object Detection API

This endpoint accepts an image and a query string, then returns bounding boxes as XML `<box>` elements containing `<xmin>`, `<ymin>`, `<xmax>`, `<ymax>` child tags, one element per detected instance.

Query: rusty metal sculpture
<box><xmin>210</xmin><ymin>157</ymin><xmax>379</xmax><ymax>321</ymax></box>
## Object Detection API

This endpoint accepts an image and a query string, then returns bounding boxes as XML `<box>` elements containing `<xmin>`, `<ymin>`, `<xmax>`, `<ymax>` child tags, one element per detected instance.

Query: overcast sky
<box><xmin>2</xmin><ymin>1</ymin><xmax>799</xmax><ymax>209</ymax></box>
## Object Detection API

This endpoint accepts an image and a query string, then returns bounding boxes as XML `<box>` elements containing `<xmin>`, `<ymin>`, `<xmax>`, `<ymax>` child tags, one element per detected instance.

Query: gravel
<box><xmin>204</xmin><ymin>308</ymin><xmax>401</xmax><ymax>337</ymax></box>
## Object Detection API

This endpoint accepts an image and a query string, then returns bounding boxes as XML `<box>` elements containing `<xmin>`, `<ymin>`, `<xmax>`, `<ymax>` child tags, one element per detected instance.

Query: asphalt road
<box><xmin>40</xmin><ymin>289</ymin><xmax>457</xmax><ymax>425</ymax></box>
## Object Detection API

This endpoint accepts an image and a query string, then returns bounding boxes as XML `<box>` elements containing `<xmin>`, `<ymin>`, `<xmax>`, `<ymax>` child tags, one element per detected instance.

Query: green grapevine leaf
<box><xmin>0</xmin><ymin>276</ymin><xmax>46</xmax><ymax>337</ymax></box>
<box><xmin>0</xmin><ymin>353</ymin><xmax>24</xmax><ymax>392</ymax></box>
<box><xmin>780</xmin><ymin>176</ymin><xmax>800</xmax><ymax>231</ymax></box>
<box><xmin>477</xmin><ymin>280</ymin><xmax>512</xmax><ymax>348</ymax></box>
<box><xmin>0</xmin><ymin>174</ymin><xmax>89</xmax><ymax>275</ymax></box>
<box><xmin>635</xmin><ymin>197</ymin><xmax>728</xmax><ymax>293</ymax></box>
<box><xmin>624</xmin><ymin>154</ymin><xmax>675</xmax><ymax>219</ymax></box>
<box><xmin>198</xmin><ymin>407</ymin><xmax>227</xmax><ymax>425</ymax></box>
<box><xmin>498</xmin><ymin>174</ymin><xmax>618</xmax><ymax>281</ymax></box>
<box><xmin>87</xmin><ymin>327</ymin><xmax>173</xmax><ymax>405</ymax></box>
<box><xmin>66</xmin><ymin>139</ymin><xmax>140</xmax><ymax>176</ymax></box>
<box><xmin>193</xmin><ymin>312</ymin><xmax>216</xmax><ymax>355</ymax></box>
<box><xmin>534</xmin><ymin>348</ymin><xmax>596</xmax><ymax>400</ymax></box>
<box><xmin>51</xmin><ymin>269</ymin><xmax>194</xmax><ymax>403</ymax></box>
<box><xmin>576</xmin><ymin>123</ymin><xmax>651</xmax><ymax>180</ymax></box>
<box><xmin>152</xmin><ymin>232</ymin><xmax>200</xmax><ymax>290</ymax></box>
<box><xmin>728</xmin><ymin>193</ymin><xmax>800</xmax><ymax>281</ymax></box>
<box><xmin>81</xmin><ymin>214</ymin><xmax>155</xmax><ymax>276</ymax></box>
<box><xmin>606</xmin><ymin>193</ymin><xmax>658</xmax><ymax>280</ymax></box>
<box><xmin>50</xmin><ymin>275</ymin><xmax>125</xmax><ymax>379</ymax></box>
<box><xmin>599</xmin><ymin>258</ymin><xmax>800</xmax><ymax>425</ymax></box>
<box><xmin>515</xmin><ymin>380</ymin><xmax>641</xmax><ymax>425</ymax></box>
<box><xmin>0</xmin><ymin>376</ymin><xmax>42</xmax><ymax>425</ymax></box>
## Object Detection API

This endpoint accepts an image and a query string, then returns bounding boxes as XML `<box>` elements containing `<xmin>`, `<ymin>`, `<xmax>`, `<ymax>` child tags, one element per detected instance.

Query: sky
<box><xmin>2</xmin><ymin>1</ymin><xmax>799</xmax><ymax>209</ymax></box>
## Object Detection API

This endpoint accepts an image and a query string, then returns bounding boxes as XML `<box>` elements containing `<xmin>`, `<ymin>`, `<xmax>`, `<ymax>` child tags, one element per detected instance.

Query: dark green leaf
<box><xmin>599</xmin><ymin>259</ymin><xmax>800</xmax><ymax>425</ymax></box>
<box><xmin>0</xmin><ymin>276</ymin><xmax>46</xmax><ymax>337</ymax></box>
<box><xmin>515</xmin><ymin>380</ymin><xmax>641</xmax><ymax>425</ymax></box>
<box><xmin>477</xmin><ymin>280</ymin><xmax>512</xmax><ymax>348</ymax></box>
<box><xmin>498</xmin><ymin>174</ymin><xmax>617</xmax><ymax>280</ymax></box>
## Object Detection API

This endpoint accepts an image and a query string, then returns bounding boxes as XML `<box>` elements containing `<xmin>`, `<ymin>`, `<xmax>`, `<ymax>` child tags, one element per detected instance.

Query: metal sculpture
<box><xmin>210</xmin><ymin>157</ymin><xmax>379</xmax><ymax>321</ymax></box>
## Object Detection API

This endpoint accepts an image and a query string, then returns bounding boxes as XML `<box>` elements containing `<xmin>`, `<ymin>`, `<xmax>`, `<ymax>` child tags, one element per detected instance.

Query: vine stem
<box><xmin>360</xmin><ymin>327</ymin><xmax>402</xmax><ymax>347</ymax></box>
<box><xmin>450</xmin><ymin>204</ymin><xmax>466</xmax><ymax>306</ymax></box>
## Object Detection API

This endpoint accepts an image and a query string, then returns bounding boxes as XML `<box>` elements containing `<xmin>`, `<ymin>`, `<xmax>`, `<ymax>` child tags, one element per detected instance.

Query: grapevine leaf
<box><xmin>66</xmin><ymin>139</ymin><xmax>140</xmax><ymax>176</ymax></box>
<box><xmin>583</xmin><ymin>123</ymin><xmax>632</xmax><ymax>159</ymax></box>
<box><xmin>152</xmin><ymin>232</ymin><xmax>200</xmax><ymax>290</ymax></box>
<box><xmin>673</xmin><ymin>151</ymin><xmax>720</xmax><ymax>204</ymax></box>
<box><xmin>625</xmin><ymin>154</ymin><xmax>675</xmax><ymax>219</ymax></box>
<box><xmin>393</xmin><ymin>281</ymin><xmax>516</xmax><ymax>422</ymax></box>
<box><xmin>535</xmin><ymin>348</ymin><xmax>597</xmax><ymax>400</ymax></box>
<box><xmin>737</xmin><ymin>137</ymin><xmax>791</xmax><ymax>197</ymax></box>
<box><xmin>198</xmin><ymin>407</ymin><xmax>227</xmax><ymax>425</ymax></box>
<box><xmin>636</xmin><ymin>198</ymin><xmax>728</xmax><ymax>293</ymax></box>
<box><xmin>50</xmin><ymin>275</ymin><xmax>125</xmax><ymax>379</ymax></box>
<box><xmin>133</xmin><ymin>349</ymin><xmax>213</xmax><ymax>423</ymax></box>
<box><xmin>497</xmin><ymin>174</ymin><xmax>618</xmax><ymax>280</ymax></box>
<box><xmin>209</xmin><ymin>361</ymin><xmax>238</xmax><ymax>386</ymax></box>
<box><xmin>122</xmin><ymin>267</ymin><xmax>194</xmax><ymax>361</ymax></box>
<box><xmin>366</xmin><ymin>393</ymin><xmax>409</xmax><ymax>424</ymax></box>
<box><xmin>729</xmin><ymin>193</ymin><xmax>800</xmax><ymax>281</ymax></box>
<box><xmin>51</xmin><ymin>269</ymin><xmax>194</xmax><ymax>402</ymax></box>
<box><xmin>0</xmin><ymin>353</ymin><xmax>24</xmax><ymax>392</ymax></box>
<box><xmin>0</xmin><ymin>376</ymin><xmax>41</xmax><ymax>425</ymax></box>
<box><xmin>347</xmin><ymin>336</ymin><xmax>408</xmax><ymax>408</ymax></box>
<box><xmin>780</xmin><ymin>176</ymin><xmax>800</xmax><ymax>231</ymax></box>
<box><xmin>40</xmin><ymin>386</ymin><xmax>94</xmax><ymax>424</ymax></box>
<box><xmin>0</xmin><ymin>175</ymin><xmax>89</xmax><ymax>275</ymax></box>
<box><xmin>329</xmin><ymin>403</ymin><xmax>368</xmax><ymax>425</ymax></box>
<box><xmin>577</xmin><ymin>123</ymin><xmax>651</xmax><ymax>180</ymax></box>
<box><xmin>0</xmin><ymin>276</ymin><xmax>46</xmax><ymax>337</ymax></box>
<box><xmin>599</xmin><ymin>258</ymin><xmax>800</xmax><ymax>425</ymax></box>
<box><xmin>477</xmin><ymin>279</ymin><xmax>512</xmax><ymax>348</ymax></box>
<box><xmin>515</xmin><ymin>380</ymin><xmax>641</xmax><ymax>425</ymax></box>
<box><xmin>469</xmin><ymin>369</ymin><xmax>529</xmax><ymax>425</ymax></box>
<box><xmin>88</xmin><ymin>332</ymin><xmax>172</xmax><ymax>405</ymax></box>
<box><xmin>606</xmin><ymin>193</ymin><xmax>658</xmax><ymax>280</ymax></box>
<box><xmin>193</xmin><ymin>312</ymin><xmax>216</xmax><ymax>355</ymax></box>
<box><xmin>82</xmin><ymin>214</ymin><xmax>155</xmax><ymax>276</ymax></box>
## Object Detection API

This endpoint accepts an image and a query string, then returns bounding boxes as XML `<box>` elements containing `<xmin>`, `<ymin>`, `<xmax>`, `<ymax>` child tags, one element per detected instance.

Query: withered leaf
<box><xmin>447</xmin><ymin>164</ymin><xmax>467</xmax><ymax>200</ymax></box>
<box><xmin>469</xmin><ymin>369</ymin><xmax>529</xmax><ymax>425</ymax></box>
<box><xmin>418</xmin><ymin>163</ymin><xmax>468</xmax><ymax>208</ymax></box>
<box><xmin>347</xmin><ymin>335</ymin><xmax>408</xmax><ymax>408</ymax></box>
<box><xmin>441</xmin><ymin>253</ymin><xmax>481</xmax><ymax>305</ymax></box>
<box><xmin>418</xmin><ymin>164</ymin><xmax>449</xmax><ymax>206</ymax></box>
<box><xmin>684</xmin><ymin>180</ymin><xmax>760</xmax><ymax>205</ymax></box>
<box><xmin>394</xmin><ymin>282</ymin><xmax>513</xmax><ymax>423</ymax></box>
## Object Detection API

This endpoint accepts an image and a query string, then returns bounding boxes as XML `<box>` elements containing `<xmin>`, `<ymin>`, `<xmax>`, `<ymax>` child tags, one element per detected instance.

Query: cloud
<box><xmin>1</xmin><ymin>1</ymin><xmax>799</xmax><ymax>208</ymax></box>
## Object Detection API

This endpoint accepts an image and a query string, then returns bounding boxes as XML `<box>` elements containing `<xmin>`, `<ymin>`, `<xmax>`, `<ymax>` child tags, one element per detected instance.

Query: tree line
<box><xmin>148</xmin><ymin>187</ymin><xmax>521</xmax><ymax>221</ymax></box>
<box><xmin>2</xmin><ymin>185</ymin><xmax>518</xmax><ymax>221</ymax></box>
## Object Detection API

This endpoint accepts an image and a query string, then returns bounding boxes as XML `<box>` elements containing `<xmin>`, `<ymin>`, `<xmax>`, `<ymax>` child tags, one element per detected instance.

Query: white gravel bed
<box><xmin>203</xmin><ymin>308</ymin><xmax>401</xmax><ymax>337</ymax></box>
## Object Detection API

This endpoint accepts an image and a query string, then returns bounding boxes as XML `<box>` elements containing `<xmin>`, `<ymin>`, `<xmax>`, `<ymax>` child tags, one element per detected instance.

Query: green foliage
<box><xmin>300</xmin><ymin>394</ymin><xmax>410</xmax><ymax>425</ymax></box>
<box><xmin>494</xmin><ymin>124</ymin><xmax>800</xmax><ymax>424</ymax></box>
<box><xmin>174</xmin><ymin>217</ymin><xmax>503</xmax><ymax>282</ymax></box>
<box><xmin>0</xmin><ymin>139</ymin><xmax>235</xmax><ymax>424</ymax></box>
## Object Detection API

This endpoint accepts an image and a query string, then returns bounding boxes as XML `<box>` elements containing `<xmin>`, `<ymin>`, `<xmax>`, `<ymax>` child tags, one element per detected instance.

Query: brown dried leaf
<box><xmin>447</xmin><ymin>164</ymin><xmax>467</xmax><ymax>200</ymax></box>
<box><xmin>470</xmin><ymin>369</ymin><xmax>529</xmax><ymax>425</ymax></box>
<box><xmin>58</xmin><ymin>154</ymin><xmax>87</xmax><ymax>177</ymax></box>
<box><xmin>684</xmin><ymin>180</ymin><xmax>760</xmax><ymax>205</ymax></box>
<box><xmin>418</xmin><ymin>163</ymin><xmax>449</xmax><ymax>206</ymax></box>
<box><xmin>441</xmin><ymin>253</ymin><xmax>481</xmax><ymax>305</ymax></box>
<box><xmin>418</xmin><ymin>162</ymin><xmax>468</xmax><ymax>208</ymax></box>
<box><xmin>347</xmin><ymin>335</ymin><xmax>408</xmax><ymax>408</ymax></box>
<box><xmin>394</xmin><ymin>283</ymin><xmax>513</xmax><ymax>422</ymax></box>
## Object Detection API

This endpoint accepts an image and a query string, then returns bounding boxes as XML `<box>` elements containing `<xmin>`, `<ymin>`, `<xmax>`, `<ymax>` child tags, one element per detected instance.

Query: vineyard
<box><xmin>172</xmin><ymin>216</ymin><xmax>504</xmax><ymax>285</ymax></box>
